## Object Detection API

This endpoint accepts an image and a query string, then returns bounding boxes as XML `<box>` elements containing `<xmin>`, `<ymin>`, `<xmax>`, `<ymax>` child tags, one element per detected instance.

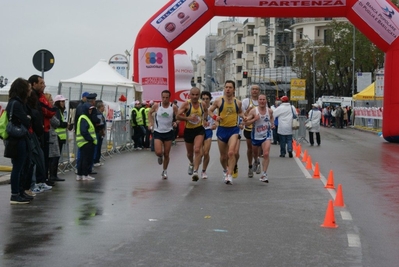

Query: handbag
<box><xmin>305</xmin><ymin>111</ymin><xmax>313</xmax><ymax>130</ymax></box>
<box><xmin>291</xmin><ymin>106</ymin><xmax>299</xmax><ymax>130</ymax></box>
<box><xmin>5</xmin><ymin>101</ymin><xmax>28</xmax><ymax>138</ymax></box>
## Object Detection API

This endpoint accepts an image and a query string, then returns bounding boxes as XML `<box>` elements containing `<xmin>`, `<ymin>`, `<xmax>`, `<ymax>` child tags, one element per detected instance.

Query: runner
<box><xmin>242</xmin><ymin>84</ymin><xmax>261</xmax><ymax>178</ymax></box>
<box><xmin>148</xmin><ymin>90</ymin><xmax>179</xmax><ymax>180</ymax></box>
<box><xmin>208</xmin><ymin>80</ymin><xmax>245</xmax><ymax>185</ymax></box>
<box><xmin>244</xmin><ymin>94</ymin><xmax>274</xmax><ymax>182</ymax></box>
<box><xmin>200</xmin><ymin>91</ymin><xmax>216</xmax><ymax>179</ymax></box>
<box><xmin>177</xmin><ymin>87</ymin><xmax>208</xmax><ymax>182</ymax></box>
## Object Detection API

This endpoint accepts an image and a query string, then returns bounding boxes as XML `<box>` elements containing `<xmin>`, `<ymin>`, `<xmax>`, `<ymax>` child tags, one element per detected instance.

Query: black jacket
<box><xmin>6</xmin><ymin>97</ymin><xmax>31</xmax><ymax>130</ymax></box>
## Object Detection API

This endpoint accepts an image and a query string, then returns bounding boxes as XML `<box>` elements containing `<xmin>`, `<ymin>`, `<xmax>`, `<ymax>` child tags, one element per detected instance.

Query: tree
<box><xmin>291</xmin><ymin>20</ymin><xmax>385</xmax><ymax>98</ymax></box>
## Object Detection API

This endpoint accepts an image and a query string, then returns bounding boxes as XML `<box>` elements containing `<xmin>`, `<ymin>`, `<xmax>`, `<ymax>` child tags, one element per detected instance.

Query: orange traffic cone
<box><xmin>334</xmin><ymin>184</ymin><xmax>345</xmax><ymax>207</ymax></box>
<box><xmin>321</xmin><ymin>200</ymin><xmax>338</xmax><ymax>228</ymax></box>
<box><xmin>306</xmin><ymin>156</ymin><xmax>312</xmax><ymax>170</ymax></box>
<box><xmin>325</xmin><ymin>170</ymin><xmax>335</xmax><ymax>189</ymax></box>
<box><xmin>296</xmin><ymin>144</ymin><xmax>301</xmax><ymax>158</ymax></box>
<box><xmin>313</xmin><ymin>162</ymin><xmax>321</xmax><ymax>179</ymax></box>
<box><xmin>302</xmin><ymin>150</ymin><xmax>308</xmax><ymax>162</ymax></box>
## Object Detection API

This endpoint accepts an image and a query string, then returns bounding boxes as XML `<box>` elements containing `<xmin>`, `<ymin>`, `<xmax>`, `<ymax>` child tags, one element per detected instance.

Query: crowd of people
<box><xmin>4</xmin><ymin>76</ymin><xmax>326</xmax><ymax>204</ymax></box>
<box><xmin>321</xmin><ymin>105</ymin><xmax>352</xmax><ymax>128</ymax></box>
<box><xmin>145</xmin><ymin>81</ymin><xmax>305</xmax><ymax>185</ymax></box>
<box><xmin>3</xmin><ymin>76</ymin><xmax>106</xmax><ymax>204</ymax></box>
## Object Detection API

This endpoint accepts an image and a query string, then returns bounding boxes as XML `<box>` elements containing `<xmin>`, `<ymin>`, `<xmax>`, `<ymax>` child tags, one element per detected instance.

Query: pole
<box><xmin>41</xmin><ymin>50</ymin><xmax>45</xmax><ymax>78</ymax></box>
<box><xmin>274</xmin><ymin>46</ymin><xmax>288</xmax><ymax>95</ymax></box>
<box><xmin>352</xmin><ymin>25</ymin><xmax>356</xmax><ymax>97</ymax></box>
<box><xmin>312</xmin><ymin>43</ymin><xmax>315</xmax><ymax>103</ymax></box>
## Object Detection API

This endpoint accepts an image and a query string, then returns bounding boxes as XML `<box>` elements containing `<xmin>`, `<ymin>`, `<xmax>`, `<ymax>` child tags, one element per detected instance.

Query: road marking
<box><xmin>182</xmin><ymin>185</ymin><xmax>195</xmax><ymax>197</ymax></box>
<box><xmin>340</xmin><ymin>211</ymin><xmax>353</xmax><ymax>220</ymax></box>
<box><xmin>294</xmin><ymin>157</ymin><xmax>312</xmax><ymax>178</ymax></box>
<box><xmin>347</xmin><ymin>234</ymin><xmax>361</xmax><ymax>247</ymax></box>
<box><xmin>213</xmin><ymin>229</ymin><xmax>228</xmax><ymax>232</ymax></box>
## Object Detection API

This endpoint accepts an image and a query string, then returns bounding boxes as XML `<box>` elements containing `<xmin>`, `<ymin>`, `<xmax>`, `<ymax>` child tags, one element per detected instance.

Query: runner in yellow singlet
<box><xmin>177</xmin><ymin>87</ymin><xmax>208</xmax><ymax>182</ymax></box>
<box><xmin>208</xmin><ymin>80</ymin><xmax>245</xmax><ymax>185</ymax></box>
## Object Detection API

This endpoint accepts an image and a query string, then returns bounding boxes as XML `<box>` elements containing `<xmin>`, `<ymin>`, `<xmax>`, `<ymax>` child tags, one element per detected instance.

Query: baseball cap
<box><xmin>82</xmin><ymin>92</ymin><xmax>90</xmax><ymax>98</ymax></box>
<box><xmin>281</xmin><ymin>96</ymin><xmax>289</xmax><ymax>102</ymax></box>
<box><xmin>54</xmin><ymin>95</ymin><xmax>67</xmax><ymax>102</ymax></box>
<box><xmin>86</xmin><ymin>93</ymin><xmax>97</xmax><ymax>100</ymax></box>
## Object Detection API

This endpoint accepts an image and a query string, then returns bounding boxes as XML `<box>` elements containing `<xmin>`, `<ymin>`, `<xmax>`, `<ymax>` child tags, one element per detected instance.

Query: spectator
<box><xmin>93</xmin><ymin>102</ymin><xmax>106</xmax><ymax>167</ymax></box>
<box><xmin>52</xmin><ymin>95</ymin><xmax>68</xmax><ymax>180</ymax></box>
<box><xmin>272</xmin><ymin>96</ymin><xmax>296</xmax><ymax>158</ymax></box>
<box><xmin>76</xmin><ymin>104</ymin><xmax>97</xmax><ymax>181</ymax></box>
<box><xmin>308</xmin><ymin>104</ymin><xmax>322</xmax><ymax>146</ymax></box>
<box><xmin>28</xmin><ymin>75</ymin><xmax>56</xmax><ymax>186</ymax></box>
<box><xmin>6</xmin><ymin>78</ymin><xmax>33</xmax><ymax>204</ymax></box>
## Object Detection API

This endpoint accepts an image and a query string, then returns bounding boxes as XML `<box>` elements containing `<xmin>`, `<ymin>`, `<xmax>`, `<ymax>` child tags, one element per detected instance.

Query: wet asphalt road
<box><xmin>0</xmin><ymin>127</ymin><xmax>398</xmax><ymax>267</ymax></box>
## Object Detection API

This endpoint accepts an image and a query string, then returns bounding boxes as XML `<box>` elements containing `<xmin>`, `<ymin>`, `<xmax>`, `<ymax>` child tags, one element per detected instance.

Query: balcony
<box><xmin>256</xmin><ymin>45</ymin><xmax>268</xmax><ymax>55</ymax></box>
<box><xmin>235</xmin><ymin>43</ymin><xmax>243</xmax><ymax>51</ymax></box>
<box><xmin>234</xmin><ymin>73</ymin><xmax>243</xmax><ymax>81</ymax></box>
<box><xmin>243</xmin><ymin>53</ymin><xmax>254</xmax><ymax>61</ymax></box>
<box><xmin>243</xmin><ymin>36</ymin><xmax>254</xmax><ymax>45</ymax></box>
<box><xmin>232</xmin><ymin>58</ymin><xmax>243</xmax><ymax>65</ymax></box>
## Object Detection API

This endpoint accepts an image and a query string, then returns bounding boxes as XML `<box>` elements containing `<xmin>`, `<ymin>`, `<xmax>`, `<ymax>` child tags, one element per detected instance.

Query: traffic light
<box><xmin>197</xmin><ymin>76</ymin><xmax>202</xmax><ymax>83</ymax></box>
<box><xmin>243</xmin><ymin>71</ymin><xmax>248</xmax><ymax>78</ymax></box>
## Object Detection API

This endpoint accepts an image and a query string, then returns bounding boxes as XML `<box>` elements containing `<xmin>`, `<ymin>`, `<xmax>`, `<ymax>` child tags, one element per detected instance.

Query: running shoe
<box><xmin>192</xmin><ymin>171</ymin><xmax>199</xmax><ymax>182</ymax></box>
<box><xmin>248</xmin><ymin>167</ymin><xmax>254</xmax><ymax>178</ymax></box>
<box><xmin>162</xmin><ymin>170</ymin><xmax>168</xmax><ymax>180</ymax></box>
<box><xmin>252</xmin><ymin>162</ymin><xmax>257</xmax><ymax>172</ymax></box>
<box><xmin>232</xmin><ymin>165</ymin><xmax>238</xmax><ymax>178</ymax></box>
<box><xmin>38</xmin><ymin>183</ymin><xmax>52</xmax><ymax>191</ymax></box>
<box><xmin>225</xmin><ymin>174</ymin><xmax>233</xmax><ymax>185</ymax></box>
<box><xmin>24</xmin><ymin>189</ymin><xmax>36</xmax><ymax>197</ymax></box>
<box><xmin>82</xmin><ymin>175</ymin><xmax>95</xmax><ymax>181</ymax></box>
<box><xmin>201</xmin><ymin>171</ymin><xmax>208</xmax><ymax>179</ymax></box>
<box><xmin>255</xmin><ymin>159</ymin><xmax>261</xmax><ymax>174</ymax></box>
<box><xmin>76</xmin><ymin>175</ymin><xmax>82</xmax><ymax>181</ymax></box>
<box><xmin>223</xmin><ymin>170</ymin><xmax>227</xmax><ymax>179</ymax></box>
<box><xmin>31</xmin><ymin>185</ymin><xmax>44</xmax><ymax>194</ymax></box>
<box><xmin>188</xmin><ymin>164</ymin><xmax>194</xmax><ymax>175</ymax></box>
<box><xmin>260</xmin><ymin>173</ymin><xmax>269</xmax><ymax>183</ymax></box>
<box><xmin>158</xmin><ymin>156</ymin><xmax>163</xmax><ymax>165</ymax></box>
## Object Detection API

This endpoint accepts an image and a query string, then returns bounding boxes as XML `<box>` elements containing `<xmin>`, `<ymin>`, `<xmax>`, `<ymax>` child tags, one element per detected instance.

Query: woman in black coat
<box><xmin>5</xmin><ymin>78</ymin><xmax>33</xmax><ymax>204</ymax></box>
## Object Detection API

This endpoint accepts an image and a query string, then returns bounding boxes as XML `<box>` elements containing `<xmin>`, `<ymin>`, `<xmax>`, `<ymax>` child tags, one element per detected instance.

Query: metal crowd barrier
<box><xmin>56</xmin><ymin>119</ymin><xmax>134</xmax><ymax>174</ymax></box>
<box><xmin>295</xmin><ymin>116</ymin><xmax>309</xmax><ymax>144</ymax></box>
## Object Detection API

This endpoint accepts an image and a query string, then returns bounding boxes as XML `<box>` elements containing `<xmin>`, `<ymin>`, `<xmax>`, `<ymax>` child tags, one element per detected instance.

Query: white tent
<box><xmin>59</xmin><ymin>59</ymin><xmax>142</xmax><ymax>103</ymax></box>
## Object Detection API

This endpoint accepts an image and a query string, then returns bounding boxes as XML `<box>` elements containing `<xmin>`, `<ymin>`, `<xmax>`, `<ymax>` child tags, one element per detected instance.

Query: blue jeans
<box><xmin>93</xmin><ymin>132</ymin><xmax>103</xmax><ymax>163</ymax></box>
<box><xmin>10</xmin><ymin>139</ymin><xmax>28</xmax><ymax>195</ymax></box>
<box><xmin>279</xmin><ymin>134</ymin><xmax>293</xmax><ymax>156</ymax></box>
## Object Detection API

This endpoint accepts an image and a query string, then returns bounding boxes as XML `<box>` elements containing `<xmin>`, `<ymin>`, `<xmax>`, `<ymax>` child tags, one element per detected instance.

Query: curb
<box><xmin>0</xmin><ymin>174</ymin><xmax>10</xmax><ymax>185</ymax></box>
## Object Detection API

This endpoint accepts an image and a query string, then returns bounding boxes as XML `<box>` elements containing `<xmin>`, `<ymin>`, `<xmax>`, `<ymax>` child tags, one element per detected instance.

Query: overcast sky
<box><xmin>0</xmin><ymin>0</ymin><xmax>232</xmax><ymax>87</ymax></box>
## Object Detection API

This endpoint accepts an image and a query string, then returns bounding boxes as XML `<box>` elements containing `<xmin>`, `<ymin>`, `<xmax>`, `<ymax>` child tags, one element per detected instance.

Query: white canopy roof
<box><xmin>60</xmin><ymin>59</ymin><xmax>142</xmax><ymax>91</ymax></box>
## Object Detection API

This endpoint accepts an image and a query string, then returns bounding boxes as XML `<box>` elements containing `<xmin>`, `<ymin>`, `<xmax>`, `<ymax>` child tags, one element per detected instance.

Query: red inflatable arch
<box><xmin>134</xmin><ymin>0</ymin><xmax>399</xmax><ymax>142</ymax></box>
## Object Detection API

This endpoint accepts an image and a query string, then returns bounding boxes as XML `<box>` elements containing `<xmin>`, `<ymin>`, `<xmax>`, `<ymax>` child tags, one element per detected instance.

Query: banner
<box><xmin>290</xmin><ymin>79</ymin><xmax>306</xmax><ymax>100</ymax></box>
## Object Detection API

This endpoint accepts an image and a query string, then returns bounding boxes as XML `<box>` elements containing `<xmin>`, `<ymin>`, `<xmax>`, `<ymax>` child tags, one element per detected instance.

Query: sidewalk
<box><xmin>0</xmin><ymin>143</ymin><xmax>11</xmax><ymax>185</ymax></box>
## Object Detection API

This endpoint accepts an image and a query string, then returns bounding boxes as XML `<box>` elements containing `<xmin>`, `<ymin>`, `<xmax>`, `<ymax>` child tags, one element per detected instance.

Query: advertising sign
<box><xmin>109</xmin><ymin>54</ymin><xmax>128</xmax><ymax>79</ymax></box>
<box><xmin>290</xmin><ymin>79</ymin><xmax>306</xmax><ymax>100</ymax></box>
<box><xmin>139</xmin><ymin>47</ymin><xmax>169</xmax><ymax>101</ymax></box>
<box><xmin>151</xmin><ymin>0</ymin><xmax>208</xmax><ymax>42</ymax></box>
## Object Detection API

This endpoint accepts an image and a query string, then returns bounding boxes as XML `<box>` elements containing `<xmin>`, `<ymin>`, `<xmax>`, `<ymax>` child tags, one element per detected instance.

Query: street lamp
<box><xmin>0</xmin><ymin>76</ymin><xmax>8</xmax><ymax>88</ymax></box>
<box><xmin>284</xmin><ymin>29</ymin><xmax>316</xmax><ymax>103</ymax></box>
<box><xmin>125</xmin><ymin>49</ymin><xmax>131</xmax><ymax>80</ymax></box>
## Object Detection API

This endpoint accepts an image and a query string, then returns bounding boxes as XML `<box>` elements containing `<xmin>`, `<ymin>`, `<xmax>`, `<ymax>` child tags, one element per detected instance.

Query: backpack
<box><xmin>0</xmin><ymin>110</ymin><xmax>9</xmax><ymax>140</ymax></box>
